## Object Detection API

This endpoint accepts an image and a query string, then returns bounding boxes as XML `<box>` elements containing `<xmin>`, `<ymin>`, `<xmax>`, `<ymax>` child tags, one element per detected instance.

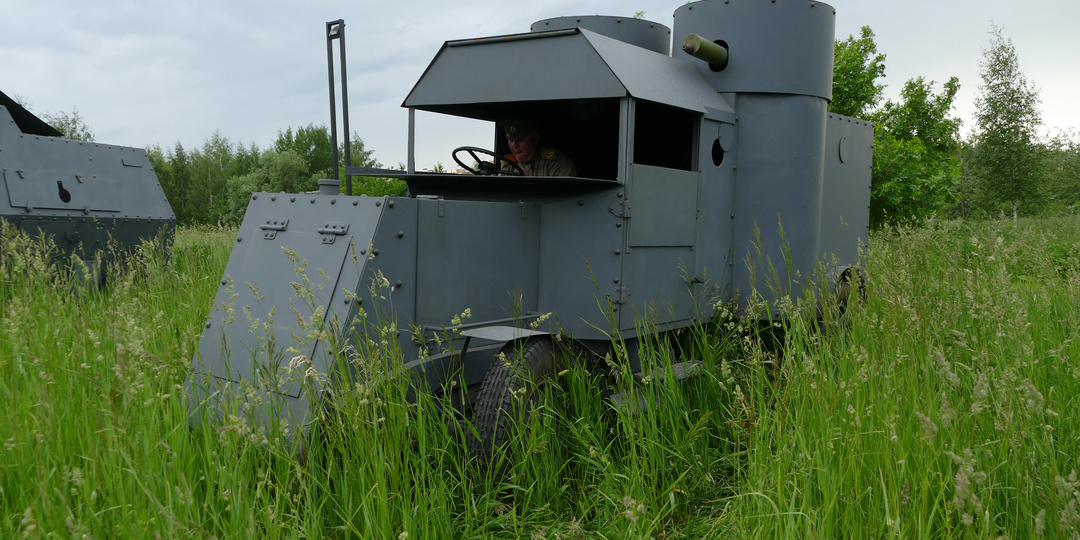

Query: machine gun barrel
<box><xmin>681</xmin><ymin>33</ymin><xmax>728</xmax><ymax>69</ymax></box>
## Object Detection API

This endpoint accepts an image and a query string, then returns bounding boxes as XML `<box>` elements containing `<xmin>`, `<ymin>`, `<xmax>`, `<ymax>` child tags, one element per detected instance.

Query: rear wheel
<box><xmin>819</xmin><ymin>266</ymin><xmax>866</xmax><ymax>333</ymax></box>
<box><xmin>468</xmin><ymin>337</ymin><xmax>559</xmax><ymax>479</ymax></box>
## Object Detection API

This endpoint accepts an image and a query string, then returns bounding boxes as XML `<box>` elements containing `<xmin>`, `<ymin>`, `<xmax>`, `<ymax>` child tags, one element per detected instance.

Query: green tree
<box><xmin>42</xmin><ymin>108</ymin><xmax>95</xmax><ymax>141</ymax></box>
<box><xmin>222</xmin><ymin>149</ymin><xmax>308</xmax><ymax>223</ymax></box>
<box><xmin>156</xmin><ymin>142</ymin><xmax>194</xmax><ymax>225</ymax></box>
<box><xmin>877</xmin><ymin>77</ymin><xmax>962</xmax><ymax>155</ymax></box>
<box><xmin>273</xmin><ymin>125</ymin><xmax>381</xmax><ymax>192</ymax></box>
<box><xmin>274</xmin><ymin>124</ymin><xmax>335</xmax><ymax>181</ymax></box>
<box><xmin>831</xmin><ymin>26</ymin><xmax>962</xmax><ymax>226</ymax></box>
<box><xmin>146</xmin><ymin>145</ymin><xmax>176</xmax><ymax>219</ymax></box>
<box><xmin>830</xmin><ymin>26</ymin><xmax>886</xmax><ymax>118</ymax></box>
<box><xmin>186</xmin><ymin>133</ymin><xmax>235</xmax><ymax>224</ymax></box>
<box><xmin>969</xmin><ymin>23</ymin><xmax>1043</xmax><ymax>218</ymax></box>
<box><xmin>147</xmin><ymin>125</ymin><xmax>390</xmax><ymax>223</ymax></box>
<box><xmin>1042</xmin><ymin>131</ymin><xmax>1080</xmax><ymax>211</ymax></box>
<box><xmin>870</xmin><ymin>77</ymin><xmax>962</xmax><ymax>225</ymax></box>
<box><xmin>232</xmin><ymin>141</ymin><xmax>261</xmax><ymax>179</ymax></box>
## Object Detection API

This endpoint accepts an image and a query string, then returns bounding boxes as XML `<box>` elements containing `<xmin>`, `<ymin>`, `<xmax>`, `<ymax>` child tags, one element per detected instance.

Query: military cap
<box><xmin>499</xmin><ymin>118</ymin><xmax>538</xmax><ymax>141</ymax></box>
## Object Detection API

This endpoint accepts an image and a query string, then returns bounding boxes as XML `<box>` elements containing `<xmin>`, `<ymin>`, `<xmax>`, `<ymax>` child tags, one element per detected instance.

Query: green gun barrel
<box><xmin>681</xmin><ymin>33</ymin><xmax>728</xmax><ymax>69</ymax></box>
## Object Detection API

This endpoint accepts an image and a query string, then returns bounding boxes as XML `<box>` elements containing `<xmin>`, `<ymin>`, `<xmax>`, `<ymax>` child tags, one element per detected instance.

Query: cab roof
<box><xmin>403</xmin><ymin>27</ymin><xmax>733</xmax><ymax>119</ymax></box>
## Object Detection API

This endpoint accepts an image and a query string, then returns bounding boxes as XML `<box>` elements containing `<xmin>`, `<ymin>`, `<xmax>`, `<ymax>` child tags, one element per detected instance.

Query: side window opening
<box><xmin>633</xmin><ymin>100</ymin><xmax>697</xmax><ymax>171</ymax></box>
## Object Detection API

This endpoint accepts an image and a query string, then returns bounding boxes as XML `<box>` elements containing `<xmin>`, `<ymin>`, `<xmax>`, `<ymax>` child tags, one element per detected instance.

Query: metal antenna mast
<box><xmin>326</xmin><ymin>19</ymin><xmax>352</xmax><ymax>195</ymax></box>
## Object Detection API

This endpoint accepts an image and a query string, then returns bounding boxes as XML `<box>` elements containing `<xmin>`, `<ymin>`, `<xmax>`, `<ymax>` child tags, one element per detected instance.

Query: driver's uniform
<box><xmin>501</xmin><ymin>147</ymin><xmax>577</xmax><ymax>177</ymax></box>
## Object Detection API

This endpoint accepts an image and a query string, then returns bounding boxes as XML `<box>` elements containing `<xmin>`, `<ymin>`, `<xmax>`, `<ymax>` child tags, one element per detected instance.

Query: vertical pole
<box><xmin>338</xmin><ymin>22</ymin><xmax>352</xmax><ymax>195</ymax></box>
<box><xmin>326</xmin><ymin>20</ymin><xmax>341</xmax><ymax>188</ymax></box>
<box><xmin>407</xmin><ymin>108</ymin><xmax>416</xmax><ymax>174</ymax></box>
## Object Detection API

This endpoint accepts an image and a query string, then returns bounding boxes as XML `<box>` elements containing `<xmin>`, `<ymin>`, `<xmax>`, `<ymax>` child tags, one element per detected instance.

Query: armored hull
<box><xmin>0</xmin><ymin>96</ymin><xmax>175</xmax><ymax>279</ymax></box>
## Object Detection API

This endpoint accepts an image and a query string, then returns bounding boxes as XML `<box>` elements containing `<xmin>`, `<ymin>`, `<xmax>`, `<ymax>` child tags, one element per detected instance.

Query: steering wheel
<box><xmin>452</xmin><ymin>146</ymin><xmax>524</xmax><ymax>176</ymax></box>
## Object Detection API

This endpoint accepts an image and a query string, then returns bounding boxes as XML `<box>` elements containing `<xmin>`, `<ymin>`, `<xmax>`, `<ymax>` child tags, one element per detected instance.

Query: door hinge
<box><xmin>607</xmin><ymin>286</ymin><xmax>629</xmax><ymax>305</ymax></box>
<box><xmin>259</xmin><ymin>218</ymin><xmax>289</xmax><ymax>240</ymax></box>
<box><xmin>608</xmin><ymin>200</ymin><xmax>630</xmax><ymax>218</ymax></box>
<box><xmin>318</xmin><ymin>222</ymin><xmax>350</xmax><ymax>244</ymax></box>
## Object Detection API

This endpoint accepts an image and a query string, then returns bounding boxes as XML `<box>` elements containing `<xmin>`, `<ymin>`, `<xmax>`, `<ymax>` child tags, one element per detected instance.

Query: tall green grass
<box><xmin>726</xmin><ymin>217</ymin><xmax>1080</xmax><ymax>538</ymax></box>
<box><xmin>2</xmin><ymin>217</ymin><xmax>1078</xmax><ymax>538</ymax></box>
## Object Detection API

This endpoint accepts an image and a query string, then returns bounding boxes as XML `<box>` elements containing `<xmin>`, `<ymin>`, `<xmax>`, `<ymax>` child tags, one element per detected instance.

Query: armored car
<box><xmin>187</xmin><ymin>0</ymin><xmax>872</xmax><ymax>460</ymax></box>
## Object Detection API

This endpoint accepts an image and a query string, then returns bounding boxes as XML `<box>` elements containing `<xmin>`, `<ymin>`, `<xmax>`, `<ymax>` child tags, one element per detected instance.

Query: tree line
<box><xmin>833</xmin><ymin>24</ymin><xmax>1079</xmax><ymax>226</ymax></box>
<box><xmin>146</xmin><ymin>127</ymin><xmax>406</xmax><ymax>226</ymax></box>
<box><xmin>27</xmin><ymin>24</ymin><xmax>1079</xmax><ymax>228</ymax></box>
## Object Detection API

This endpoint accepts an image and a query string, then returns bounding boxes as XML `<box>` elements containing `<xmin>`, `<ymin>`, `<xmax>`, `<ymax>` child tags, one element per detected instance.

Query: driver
<box><xmin>499</xmin><ymin>118</ymin><xmax>577</xmax><ymax>177</ymax></box>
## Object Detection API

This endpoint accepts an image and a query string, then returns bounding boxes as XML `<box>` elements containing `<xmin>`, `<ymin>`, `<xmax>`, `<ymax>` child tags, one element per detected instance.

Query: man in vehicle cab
<box><xmin>500</xmin><ymin>118</ymin><xmax>577</xmax><ymax>177</ymax></box>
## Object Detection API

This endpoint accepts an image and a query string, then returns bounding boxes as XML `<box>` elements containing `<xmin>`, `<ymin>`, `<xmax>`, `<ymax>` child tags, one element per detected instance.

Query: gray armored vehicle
<box><xmin>187</xmin><ymin>0</ymin><xmax>872</xmax><ymax>459</ymax></box>
<box><xmin>0</xmin><ymin>90</ymin><xmax>176</xmax><ymax>283</ymax></box>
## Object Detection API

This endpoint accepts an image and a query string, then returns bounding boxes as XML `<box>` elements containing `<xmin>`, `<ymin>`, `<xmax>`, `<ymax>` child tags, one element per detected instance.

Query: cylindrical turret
<box><xmin>673</xmin><ymin>0</ymin><xmax>836</xmax><ymax>308</ymax></box>
<box><xmin>672</xmin><ymin>0</ymin><xmax>835</xmax><ymax>97</ymax></box>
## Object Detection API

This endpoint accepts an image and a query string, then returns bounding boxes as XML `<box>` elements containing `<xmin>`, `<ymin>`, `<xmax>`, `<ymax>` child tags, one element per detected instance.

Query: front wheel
<box><xmin>468</xmin><ymin>337</ymin><xmax>559</xmax><ymax>479</ymax></box>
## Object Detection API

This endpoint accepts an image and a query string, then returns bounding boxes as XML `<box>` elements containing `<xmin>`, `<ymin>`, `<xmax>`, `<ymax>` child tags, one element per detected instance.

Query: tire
<box><xmin>818</xmin><ymin>266</ymin><xmax>866</xmax><ymax>333</ymax></box>
<box><xmin>468</xmin><ymin>337</ymin><xmax>558</xmax><ymax>479</ymax></box>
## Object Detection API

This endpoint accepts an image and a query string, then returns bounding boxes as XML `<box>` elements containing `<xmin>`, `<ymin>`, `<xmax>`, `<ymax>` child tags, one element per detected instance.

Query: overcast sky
<box><xmin>3</xmin><ymin>0</ymin><xmax>1077</xmax><ymax>171</ymax></box>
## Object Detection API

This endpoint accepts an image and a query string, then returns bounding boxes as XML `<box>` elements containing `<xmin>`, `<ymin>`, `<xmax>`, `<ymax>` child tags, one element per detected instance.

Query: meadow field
<box><xmin>2</xmin><ymin>216</ymin><xmax>1079</xmax><ymax>539</ymax></box>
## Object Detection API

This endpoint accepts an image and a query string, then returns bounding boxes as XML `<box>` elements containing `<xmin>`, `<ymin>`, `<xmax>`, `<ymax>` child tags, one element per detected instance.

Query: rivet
<box><xmin>616</xmin><ymin>222</ymin><xmax>622</xmax><ymax>228</ymax></box>
<box><xmin>352</xmin><ymin>200</ymin><xmax>359</xmax><ymax>206</ymax></box>
<box><xmin>376</xmin><ymin>200</ymin><xmax>382</xmax><ymax>207</ymax></box>
<box><xmin>310</xmin><ymin>198</ymin><xmax>316</xmax><ymax>204</ymax></box>
<box><xmin>578</xmin><ymin>200</ymin><xmax>584</xmax><ymax>206</ymax></box>
<box><xmin>617</xmin><ymin>191</ymin><xmax>624</xmax><ymax>198</ymax></box>
<box><xmin>252</xmin><ymin>194</ymin><xmax>257</xmax><ymax>200</ymax></box>
<box><xmin>397</xmin><ymin>231</ymin><xmax>404</xmax><ymax>238</ymax></box>
<box><xmin>388</xmin><ymin>200</ymin><xmax>395</xmax><ymax>208</ymax></box>
<box><xmin>615</xmin><ymin>249</ymin><xmax>621</xmax><ymax>255</ymax></box>
<box><xmin>372</xmin><ymin>248</ymin><xmax>379</xmax><ymax>256</ymax></box>
<box><xmin>331</xmin><ymin>199</ymin><xmax>337</xmax><ymax>205</ymax></box>
<box><xmin>221</xmin><ymin>279</ymin><xmax>227</xmax><ymax>285</ymax></box>
<box><xmin>236</xmin><ymin>236</ymin><xmax>242</xmax><ymax>242</ymax></box>
<box><xmin>270</xmin><ymin>195</ymin><xmax>277</xmax><ymax>201</ymax></box>
<box><xmin>290</xmin><ymin>197</ymin><xmax>296</xmax><ymax>203</ymax></box>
